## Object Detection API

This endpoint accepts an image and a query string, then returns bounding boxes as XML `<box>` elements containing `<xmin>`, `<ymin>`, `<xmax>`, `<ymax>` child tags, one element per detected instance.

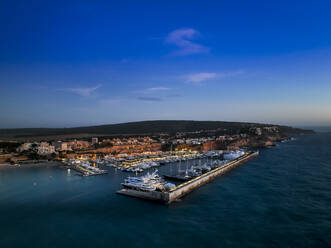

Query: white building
<box><xmin>91</xmin><ymin>137</ymin><xmax>98</xmax><ymax>145</ymax></box>
<box><xmin>16</xmin><ymin>143</ymin><xmax>33</xmax><ymax>152</ymax></box>
<box><xmin>37</xmin><ymin>142</ymin><xmax>55</xmax><ymax>155</ymax></box>
<box><xmin>52</xmin><ymin>141</ymin><xmax>69</xmax><ymax>151</ymax></box>
<box><xmin>255</xmin><ymin>128</ymin><xmax>262</xmax><ymax>136</ymax></box>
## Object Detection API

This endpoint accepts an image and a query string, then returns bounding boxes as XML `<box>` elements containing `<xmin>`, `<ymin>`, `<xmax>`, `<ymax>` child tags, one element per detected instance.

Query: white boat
<box><xmin>223</xmin><ymin>150</ymin><xmax>245</xmax><ymax>160</ymax></box>
<box><xmin>122</xmin><ymin>170</ymin><xmax>166</xmax><ymax>192</ymax></box>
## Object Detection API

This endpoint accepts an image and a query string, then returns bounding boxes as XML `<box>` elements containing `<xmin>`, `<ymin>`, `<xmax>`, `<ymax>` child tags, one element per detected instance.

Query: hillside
<box><xmin>0</xmin><ymin>120</ymin><xmax>314</xmax><ymax>139</ymax></box>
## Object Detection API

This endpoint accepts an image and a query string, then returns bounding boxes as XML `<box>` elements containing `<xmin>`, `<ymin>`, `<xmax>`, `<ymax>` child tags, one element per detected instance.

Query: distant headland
<box><xmin>0</xmin><ymin>120</ymin><xmax>314</xmax><ymax>140</ymax></box>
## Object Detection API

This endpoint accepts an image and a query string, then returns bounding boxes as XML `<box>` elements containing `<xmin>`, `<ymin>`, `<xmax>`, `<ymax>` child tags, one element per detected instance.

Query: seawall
<box><xmin>117</xmin><ymin>151</ymin><xmax>259</xmax><ymax>203</ymax></box>
<box><xmin>167</xmin><ymin>151</ymin><xmax>259</xmax><ymax>203</ymax></box>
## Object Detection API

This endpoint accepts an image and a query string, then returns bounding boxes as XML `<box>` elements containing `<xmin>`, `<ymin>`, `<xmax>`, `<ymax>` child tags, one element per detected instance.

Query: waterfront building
<box><xmin>52</xmin><ymin>141</ymin><xmax>69</xmax><ymax>151</ymax></box>
<box><xmin>16</xmin><ymin>142</ymin><xmax>33</xmax><ymax>152</ymax></box>
<box><xmin>37</xmin><ymin>142</ymin><xmax>55</xmax><ymax>155</ymax></box>
<box><xmin>203</xmin><ymin>141</ymin><xmax>218</xmax><ymax>151</ymax></box>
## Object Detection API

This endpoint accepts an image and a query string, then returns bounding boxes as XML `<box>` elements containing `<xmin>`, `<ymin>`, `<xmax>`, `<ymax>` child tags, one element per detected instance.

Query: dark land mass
<box><xmin>0</xmin><ymin>120</ymin><xmax>314</xmax><ymax>140</ymax></box>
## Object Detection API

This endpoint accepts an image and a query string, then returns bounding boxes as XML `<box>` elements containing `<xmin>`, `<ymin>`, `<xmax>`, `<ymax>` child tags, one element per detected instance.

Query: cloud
<box><xmin>137</xmin><ymin>96</ymin><xmax>163</xmax><ymax>102</ymax></box>
<box><xmin>184</xmin><ymin>70</ymin><xmax>244</xmax><ymax>84</ymax></box>
<box><xmin>165</xmin><ymin>28</ymin><xmax>209</xmax><ymax>56</ymax></box>
<box><xmin>145</xmin><ymin>87</ymin><xmax>169</xmax><ymax>92</ymax></box>
<box><xmin>135</xmin><ymin>86</ymin><xmax>170</xmax><ymax>94</ymax></box>
<box><xmin>185</xmin><ymin>72</ymin><xmax>217</xmax><ymax>83</ymax></box>
<box><xmin>63</xmin><ymin>85</ymin><xmax>101</xmax><ymax>96</ymax></box>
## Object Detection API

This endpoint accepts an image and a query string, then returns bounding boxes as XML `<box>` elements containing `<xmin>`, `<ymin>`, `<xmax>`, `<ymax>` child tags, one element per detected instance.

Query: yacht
<box><xmin>122</xmin><ymin>170</ymin><xmax>166</xmax><ymax>192</ymax></box>
<box><xmin>223</xmin><ymin>150</ymin><xmax>245</xmax><ymax>160</ymax></box>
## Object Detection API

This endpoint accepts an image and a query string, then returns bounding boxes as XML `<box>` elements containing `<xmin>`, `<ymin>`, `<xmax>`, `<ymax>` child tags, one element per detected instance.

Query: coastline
<box><xmin>0</xmin><ymin>161</ymin><xmax>63</xmax><ymax>168</ymax></box>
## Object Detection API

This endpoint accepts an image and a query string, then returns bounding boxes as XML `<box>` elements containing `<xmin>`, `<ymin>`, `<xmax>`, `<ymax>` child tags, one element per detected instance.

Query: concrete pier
<box><xmin>117</xmin><ymin>188</ymin><xmax>169</xmax><ymax>202</ymax></box>
<box><xmin>71</xmin><ymin>165</ymin><xmax>108</xmax><ymax>176</ymax></box>
<box><xmin>117</xmin><ymin>151</ymin><xmax>259</xmax><ymax>203</ymax></box>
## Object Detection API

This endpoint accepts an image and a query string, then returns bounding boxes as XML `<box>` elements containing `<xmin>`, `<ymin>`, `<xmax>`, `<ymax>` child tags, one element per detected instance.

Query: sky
<box><xmin>1</xmin><ymin>0</ymin><xmax>331</xmax><ymax>128</ymax></box>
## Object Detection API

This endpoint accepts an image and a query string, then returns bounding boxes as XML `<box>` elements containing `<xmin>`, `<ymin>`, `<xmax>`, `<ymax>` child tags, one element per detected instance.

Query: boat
<box><xmin>121</xmin><ymin>170</ymin><xmax>167</xmax><ymax>192</ymax></box>
<box><xmin>223</xmin><ymin>150</ymin><xmax>245</xmax><ymax>160</ymax></box>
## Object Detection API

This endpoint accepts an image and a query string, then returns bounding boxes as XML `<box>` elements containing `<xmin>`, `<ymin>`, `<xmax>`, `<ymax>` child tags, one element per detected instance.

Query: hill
<box><xmin>0</xmin><ymin>120</ymin><xmax>314</xmax><ymax>140</ymax></box>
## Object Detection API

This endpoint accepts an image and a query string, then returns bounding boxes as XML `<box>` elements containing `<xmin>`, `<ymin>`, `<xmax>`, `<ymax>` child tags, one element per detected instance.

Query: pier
<box><xmin>117</xmin><ymin>151</ymin><xmax>259</xmax><ymax>203</ymax></box>
<box><xmin>70</xmin><ymin>164</ymin><xmax>108</xmax><ymax>176</ymax></box>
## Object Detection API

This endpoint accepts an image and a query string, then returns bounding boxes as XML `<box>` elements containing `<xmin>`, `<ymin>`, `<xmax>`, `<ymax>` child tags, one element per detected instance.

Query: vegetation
<box><xmin>0</xmin><ymin>142</ymin><xmax>21</xmax><ymax>153</ymax></box>
<box><xmin>0</xmin><ymin>120</ymin><xmax>314</xmax><ymax>139</ymax></box>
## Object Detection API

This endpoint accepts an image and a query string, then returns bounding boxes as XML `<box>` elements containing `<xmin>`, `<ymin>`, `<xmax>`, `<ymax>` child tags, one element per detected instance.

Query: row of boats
<box><xmin>164</xmin><ymin>159</ymin><xmax>228</xmax><ymax>181</ymax></box>
<box><xmin>122</xmin><ymin>161</ymin><xmax>159</xmax><ymax>173</ymax></box>
<box><xmin>65</xmin><ymin>150</ymin><xmax>246</xmax><ymax>178</ymax></box>
<box><xmin>121</xmin><ymin>150</ymin><xmax>248</xmax><ymax>192</ymax></box>
<box><xmin>66</xmin><ymin>159</ymin><xmax>108</xmax><ymax>176</ymax></box>
<box><xmin>116</xmin><ymin>151</ymin><xmax>225</xmax><ymax>173</ymax></box>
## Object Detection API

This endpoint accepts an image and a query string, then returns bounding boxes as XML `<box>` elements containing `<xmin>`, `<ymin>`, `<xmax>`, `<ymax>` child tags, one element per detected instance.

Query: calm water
<box><xmin>0</xmin><ymin>134</ymin><xmax>330</xmax><ymax>248</ymax></box>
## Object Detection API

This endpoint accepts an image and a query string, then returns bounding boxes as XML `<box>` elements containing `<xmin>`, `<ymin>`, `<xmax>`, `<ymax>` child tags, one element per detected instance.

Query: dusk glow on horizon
<box><xmin>1</xmin><ymin>1</ymin><xmax>331</xmax><ymax>128</ymax></box>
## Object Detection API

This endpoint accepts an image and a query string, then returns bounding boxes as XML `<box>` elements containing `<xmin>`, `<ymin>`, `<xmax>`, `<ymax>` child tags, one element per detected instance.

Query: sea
<box><xmin>0</xmin><ymin>133</ymin><xmax>330</xmax><ymax>248</ymax></box>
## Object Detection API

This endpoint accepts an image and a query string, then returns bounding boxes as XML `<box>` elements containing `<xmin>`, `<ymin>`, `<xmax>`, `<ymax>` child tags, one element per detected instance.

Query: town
<box><xmin>0</xmin><ymin>125</ymin><xmax>288</xmax><ymax>172</ymax></box>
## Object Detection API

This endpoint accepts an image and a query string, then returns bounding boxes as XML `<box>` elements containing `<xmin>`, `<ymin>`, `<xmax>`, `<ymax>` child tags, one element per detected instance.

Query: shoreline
<box><xmin>0</xmin><ymin>161</ymin><xmax>64</xmax><ymax>168</ymax></box>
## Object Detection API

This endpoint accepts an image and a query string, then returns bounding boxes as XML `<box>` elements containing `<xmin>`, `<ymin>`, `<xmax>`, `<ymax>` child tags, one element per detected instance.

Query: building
<box><xmin>52</xmin><ymin>141</ymin><xmax>69</xmax><ymax>151</ymax></box>
<box><xmin>263</xmin><ymin>126</ymin><xmax>279</xmax><ymax>132</ymax></box>
<box><xmin>255</xmin><ymin>128</ymin><xmax>262</xmax><ymax>136</ymax></box>
<box><xmin>16</xmin><ymin>143</ymin><xmax>33</xmax><ymax>152</ymax></box>
<box><xmin>67</xmin><ymin>140</ymin><xmax>90</xmax><ymax>150</ymax></box>
<box><xmin>91</xmin><ymin>137</ymin><xmax>98</xmax><ymax>145</ymax></box>
<box><xmin>202</xmin><ymin>141</ymin><xmax>219</xmax><ymax>151</ymax></box>
<box><xmin>250</xmin><ymin>127</ymin><xmax>262</xmax><ymax>136</ymax></box>
<box><xmin>37</xmin><ymin>142</ymin><xmax>55</xmax><ymax>155</ymax></box>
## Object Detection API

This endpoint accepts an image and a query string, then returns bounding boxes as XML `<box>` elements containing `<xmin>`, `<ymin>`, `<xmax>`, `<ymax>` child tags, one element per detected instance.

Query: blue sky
<box><xmin>1</xmin><ymin>0</ymin><xmax>331</xmax><ymax>128</ymax></box>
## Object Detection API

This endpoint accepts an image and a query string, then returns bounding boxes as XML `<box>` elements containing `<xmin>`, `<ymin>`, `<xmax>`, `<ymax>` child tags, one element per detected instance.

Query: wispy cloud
<box><xmin>135</xmin><ymin>86</ymin><xmax>170</xmax><ymax>94</ymax></box>
<box><xmin>137</xmin><ymin>96</ymin><xmax>163</xmax><ymax>102</ymax></box>
<box><xmin>62</xmin><ymin>85</ymin><xmax>101</xmax><ymax>96</ymax></box>
<box><xmin>185</xmin><ymin>72</ymin><xmax>217</xmax><ymax>83</ymax></box>
<box><xmin>183</xmin><ymin>71</ymin><xmax>244</xmax><ymax>84</ymax></box>
<box><xmin>165</xmin><ymin>28</ymin><xmax>209</xmax><ymax>56</ymax></box>
<box><xmin>145</xmin><ymin>87</ymin><xmax>169</xmax><ymax>92</ymax></box>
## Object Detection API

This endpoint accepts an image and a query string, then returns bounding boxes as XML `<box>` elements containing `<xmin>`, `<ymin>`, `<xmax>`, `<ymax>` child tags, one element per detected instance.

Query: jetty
<box><xmin>70</xmin><ymin>164</ymin><xmax>108</xmax><ymax>176</ymax></box>
<box><xmin>117</xmin><ymin>151</ymin><xmax>259</xmax><ymax>203</ymax></box>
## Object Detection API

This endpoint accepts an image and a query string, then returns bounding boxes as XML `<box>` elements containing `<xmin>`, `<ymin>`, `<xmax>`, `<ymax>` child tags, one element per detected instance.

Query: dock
<box><xmin>71</xmin><ymin>165</ymin><xmax>108</xmax><ymax>176</ymax></box>
<box><xmin>163</xmin><ymin>174</ymin><xmax>195</xmax><ymax>181</ymax></box>
<box><xmin>117</xmin><ymin>151</ymin><xmax>259</xmax><ymax>203</ymax></box>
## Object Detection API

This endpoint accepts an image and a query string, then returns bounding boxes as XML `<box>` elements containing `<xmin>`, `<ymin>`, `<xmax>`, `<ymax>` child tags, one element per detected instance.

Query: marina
<box><xmin>66</xmin><ymin>158</ymin><xmax>108</xmax><ymax>176</ymax></box>
<box><xmin>116</xmin><ymin>150</ymin><xmax>221</xmax><ymax>173</ymax></box>
<box><xmin>117</xmin><ymin>151</ymin><xmax>259</xmax><ymax>203</ymax></box>
<box><xmin>0</xmin><ymin>128</ymin><xmax>328</xmax><ymax>248</ymax></box>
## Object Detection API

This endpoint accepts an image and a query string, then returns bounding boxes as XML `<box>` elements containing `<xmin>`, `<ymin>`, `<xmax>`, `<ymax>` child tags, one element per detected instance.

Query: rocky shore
<box><xmin>220</xmin><ymin>134</ymin><xmax>290</xmax><ymax>150</ymax></box>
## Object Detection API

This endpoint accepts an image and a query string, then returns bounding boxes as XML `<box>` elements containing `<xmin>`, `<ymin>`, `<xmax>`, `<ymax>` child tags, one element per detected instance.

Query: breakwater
<box><xmin>117</xmin><ymin>151</ymin><xmax>259</xmax><ymax>203</ymax></box>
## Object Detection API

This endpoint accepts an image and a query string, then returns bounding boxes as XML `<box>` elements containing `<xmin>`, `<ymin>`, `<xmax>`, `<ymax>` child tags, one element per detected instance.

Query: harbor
<box><xmin>66</xmin><ymin>158</ymin><xmax>108</xmax><ymax>176</ymax></box>
<box><xmin>117</xmin><ymin>150</ymin><xmax>259</xmax><ymax>203</ymax></box>
<box><xmin>0</xmin><ymin>128</ymin><xmax>328</xmax><ymax>248</ymax></box>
